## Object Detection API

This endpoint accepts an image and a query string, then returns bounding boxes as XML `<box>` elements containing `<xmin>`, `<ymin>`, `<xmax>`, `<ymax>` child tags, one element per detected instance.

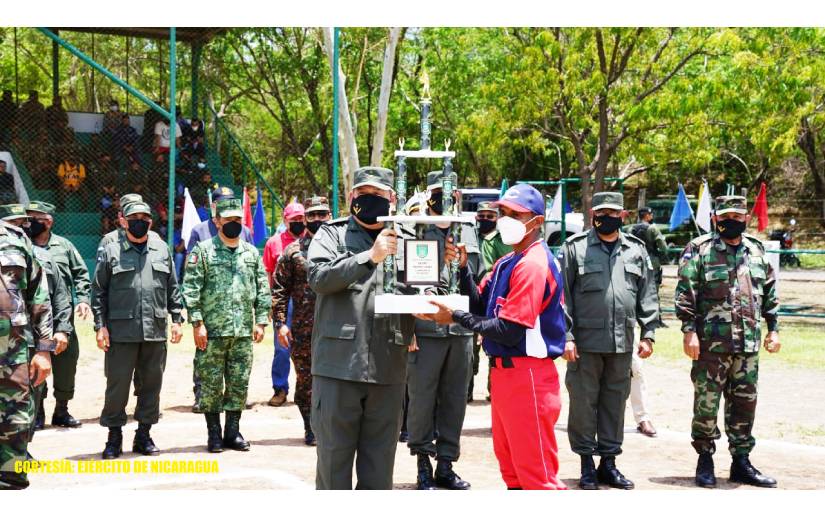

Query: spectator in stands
<box><xmin>100</xmin><ymin>186</ymin><xmax>120</xmax><ymax>234</ymax></box>
<box><xmin>176</xmin><ymin>106</ymin><xmax>192</xmax><ymax>140</ymax></box>
<box><xmin>56</xmin><ymin>153</ymin><xmax>87</xmax><ymax>209</ymax></box>
<box><xmin>142</xmin><ymin>101</ymin><xmax>163</xmax><ymax>152</ymax></box>
<box><xmin>28</xmin><ymin>128</ymin><xmax>54</xmax><ymax>190</ymax></box>
<box><xmin>114</xmin><ymin>114</ymin><xmax>140</xmax><ymax>164</ymax></box>
<box><xmin>46</xmin><ymin>94</ymin><xmax>69</xmax><ymax>142</ymax></box>
<box><xmin>91</xmin><ymin>151</ymin><xmax>117</xmax><ymax>196</ymax></box>
<box><xmin>153</xmin><ymin>114</ymin><xmax>183</xmax><ymax>160</ymax></box>
<box><xmin>182</xmin><ymin>118</ymin><xmax>206</xmax><ymax>164</ymax></box>
<box><xmin>0</xmin><ymin>159</ymin><xmax>17</xmax><ymax>204</ymax></box>
<box><xmin>0</xmin><ymin>89</ymin><xmax>18</xmax><ymax>145</ymax></box>
<box><xmin>102</xmin><ymin>100</ymin><xmax>121</xmax><ymax>134</ymax></box>
<box><xmin>18</xmin><ymin>90</ymin><xmax>46</xmax><ymax>142</ymax></box>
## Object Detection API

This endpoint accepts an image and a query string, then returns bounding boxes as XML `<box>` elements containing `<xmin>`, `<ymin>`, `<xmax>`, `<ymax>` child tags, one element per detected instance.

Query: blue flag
<box><xmin>252</xmin><ymin>186</ymin><xmax>269</xmax><ymax>246</ymax></box>
<box><xmin>669</xmin><ymin>183</ymin><xmax>694</xmax><ymax>231</ymax></box>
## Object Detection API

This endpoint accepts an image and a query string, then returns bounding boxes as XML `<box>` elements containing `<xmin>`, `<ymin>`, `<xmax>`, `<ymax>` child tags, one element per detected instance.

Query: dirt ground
<box><xmin>25</xmin><ymin>311</ymin><xmax>825</xmax><ymax>491</ymax></box>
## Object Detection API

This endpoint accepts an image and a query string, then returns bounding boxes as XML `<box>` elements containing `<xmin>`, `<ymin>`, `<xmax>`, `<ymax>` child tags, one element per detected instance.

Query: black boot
<box><xmin>205</xmin><ymin>413</ymin><xmax>223</xmax><ymax>453</ymax></box>
<box><xmin>52</xmin><ymin>399</ymin><xmax>82</xmax><ymax>428</ymax></box>
<box><xmin>579</xmin><ymin>455</ymin><xmax>598</xmax><ymax>490</ymax></box>
<box><xmin>434</xmin><ymin>458</ymin><xmax>471</xmax><ymax>490</ymax></box>
<box><xmin>597</xmin><ymin>456</ymin><xmax>634</xmax><ymax>489</ymax></box>
<box><xmin>729</xmin><ymin>455</ymin><xmax>777</xmax><ymax>488</ymax></box>
<box><xmin>102</xmin><ymin>427</ymin><xmax>123</xmax><ymax>459</ymax></box>
<box><xmin>302</xmin><ymin>413</ymin><xmax>316</xmax><ymax>446</ymax></box>
<box><xmin>416</xmin><ymin>454</ymin><xmax>437</xmax><ymax>490</ymax></box>
<box><xmin>467</xmin><ymin>377</ymin><xmax>474</xmax><ymax>403</ymax></box>
<box><xmin>34</xmin><ymin>399</ymin><xmax>45</xmax><ymax>431</ymax></box>
<box><xmin>695</xmin><ymin>452</ymin><xmax>716</xmax><ymax>488</ymax></box>
<box><xmin>132</xmin><ymin>423</ymin><xmax>160</xmax><ymax>455</ymax></box>
<box><xmin>223</xmin><ymin>410</ymin><xmax>250</xmax><ymax>451</ymax></box>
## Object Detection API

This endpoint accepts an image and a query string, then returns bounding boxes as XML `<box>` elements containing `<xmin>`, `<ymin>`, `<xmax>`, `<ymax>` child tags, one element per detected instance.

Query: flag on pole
<box><xmin>252</xmin><ymin>186</ymin><xmax>269</xmax><ymax>246</ymax></box>
<box><xmin>242</xmin><ymin>187</ymin><xmax>253</xmax><ymax>231</ymax></box>
<box><xmin>752</xmin><ymin>182</ymin><xmax>769</xmax><ymax>232</ymax></box>
<box><xmin>181</xmin><ymin>187</ymin><xmax>202</xmax><ymax>249</ymax></box>
<box><xmin>548</xmin><ymin>186</ymin><xmax>563</xmax><ymax>222</ymax></box>
<box><xmin>696</xmin><ymin>180</ymin><xmax>713</xmax><ymax>232</ymax></box>
<box><xmin>499</xmin><ymin>178</ymin><xmax>509</xmax><ymax>198</ymax></box>
<box><xmin>669</xmin><ymin>183</ymin><xmax>694</xmax><ymax>231</ymax></box>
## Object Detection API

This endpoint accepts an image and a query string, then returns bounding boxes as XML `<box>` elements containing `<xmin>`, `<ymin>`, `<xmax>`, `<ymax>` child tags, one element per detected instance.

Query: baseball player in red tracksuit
<box><xmin>420</xmin><ymin>184</ymin><xmax>568</xmax><ymax>490</ymax></box>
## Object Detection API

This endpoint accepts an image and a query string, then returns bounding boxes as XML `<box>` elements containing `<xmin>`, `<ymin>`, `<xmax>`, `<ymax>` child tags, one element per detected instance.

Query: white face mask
<box><xmin>497</xmin><ymin>216</ymin><xmax>535</xmax><ymax>245</ymax></box>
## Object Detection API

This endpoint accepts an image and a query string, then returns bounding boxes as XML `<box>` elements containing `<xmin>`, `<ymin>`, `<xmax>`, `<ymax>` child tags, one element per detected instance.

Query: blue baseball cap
<box><xmin>494</xmin><ymin>184</ymin><xmax>544</xmax><ymax>216</ymax></box>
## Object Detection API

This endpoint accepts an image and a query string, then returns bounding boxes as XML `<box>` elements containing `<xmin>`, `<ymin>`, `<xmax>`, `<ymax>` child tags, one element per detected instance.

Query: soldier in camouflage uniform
<box><xmin>271</xmin><ymin>195</ymin><xmax>331</xmax><ymax>446</ymax></box>
<box><xmin>26</xmin><ymin>200</ymin><xmax>90</xmax><ymax>429</ymax></box>
<box><xmin>0</xmin><ymin>206</ymin><xmax>54</xmax><ymax>490</ymax></box>
<box><xmin>675</xmin><ymin>195</ymin><xmax>780</xmax><ymax>489</ymax></box>
<box><xmin>181</xmin><ymin>198</ymin><xmax>270</xmax><ymax>453</ymax></box>
<box><xmin>0</xmin><ymin>206</ymin><xmax>72</xmax><ymax>446</ymax></box>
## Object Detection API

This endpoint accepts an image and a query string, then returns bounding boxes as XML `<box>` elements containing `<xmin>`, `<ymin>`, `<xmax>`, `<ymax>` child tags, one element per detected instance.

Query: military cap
<box><xmin>304</xmin><ymin>195</ymin><xmax>330</xmax><ymax>214</ymax></box>
<box><xmin>27</xmin><ymin>200</ymin><xmax>56</xmax><ymax>216</ymax></box>
<box><xmin>216</xmin><ymin>198</ymin><xmax>243</xmax><ymax>218</ymax></box>
<box><xmin>119</xmin><ymin>193</ymin><xmax>144</xmax><ymax>210</ymax></box>
<box><xmin>211</xmin><ymin>186</ymin><xmax>235</xmax><ymax>202</ymax></box>
<box><xmin>0</xmin><ymin>204</ymin><xmax>28</xmax><ymax>220</ymax></box>
<box><xmin>123</xmin><ymin>201</ymin><xmax>151</xmax><ymax>216</ymax></box>
<box><xmin>592</xmin><ymin>191</ymin><xmax>624</xmax><ymax>211</ymax></box>
<box><xmin>476</xmin><ymin>201</ymin><xmax>498</xmax><ymax>214</ymax></box>
<box><xmin>638</xmin><ymin>206</ymin><xmax>652</xmax><ymax>215</ymax></box>
<box><xmin>714</xmin><ymin>195</ymin><xmax>747</xmax><ymax>215</ymax></box>
<box><xmin>352</xmin><ymin>167</ymin><xmax>394</xmax><ymax>192</ymax></box>
<box><xmin>426</xmin><ymin>170</ymin><xmax>459</xmax><ymax>191</ymax></box>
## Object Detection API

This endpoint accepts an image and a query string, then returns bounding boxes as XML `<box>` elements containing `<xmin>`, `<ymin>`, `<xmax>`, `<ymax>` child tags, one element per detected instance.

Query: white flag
<box><xmin>181</xmin><ymin>188</ymin><xmax>202</xmax><ymax>249</ymax></box>
<box><xmin>696</xmin><ymin>180</ymin><xmax>712</xmax><ymax>232</ymax></box>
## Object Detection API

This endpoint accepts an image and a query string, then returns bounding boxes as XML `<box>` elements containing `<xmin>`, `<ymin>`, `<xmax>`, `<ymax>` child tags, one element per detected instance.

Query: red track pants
<box><xmin>490</xmin><ymin>356</ymin><xmax>567</xmax><ymax>490</ymax></box>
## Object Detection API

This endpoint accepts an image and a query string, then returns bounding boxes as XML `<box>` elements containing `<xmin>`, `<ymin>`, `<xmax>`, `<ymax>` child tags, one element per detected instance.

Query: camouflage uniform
<box><xmin>0</xmin><ymin>216</ymin><xmax>53</xmax><ymax>490</ymax></box>
<box><xmin>675</xmin><ymin>196</ymin><xmax>779</xmax><ymax>457</ymax></box>
<box><xmin>181</xmin><ymin>200</ymin><xmax>270</xmax><ymax>414</ymax></box>
<box><xmin>272</xmin><ymin>236</ymin><xmax>315</xmax><ymax>432</ymax></box>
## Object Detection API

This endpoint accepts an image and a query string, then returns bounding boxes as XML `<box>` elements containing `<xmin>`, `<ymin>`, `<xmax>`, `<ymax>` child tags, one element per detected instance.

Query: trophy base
<box><xmin>374</xmin><ymin>294</ymin><xmax>469</xmax><ymax>314</ymax></box>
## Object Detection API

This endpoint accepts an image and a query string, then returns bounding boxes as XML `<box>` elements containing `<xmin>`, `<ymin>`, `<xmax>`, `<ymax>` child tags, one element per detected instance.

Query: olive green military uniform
<box><xmin>0</xmin><ymin>214</ymin><xmax>53</xmax><ymax>490</ymax></box>
<box><xmin>630</xmin><ymin>216</ymin><xmax>668</xmax><ymax>287</ymax></box>
<box><xmin>675</xmin><ymin>196</ymin><xmax>779</xmax><ymax>458</ymax></box>
<box><xmin>27</xmin><ymin>201</ymin><xmax>89</xmax><ymax>412</ymax></box>
<box><xmin>28</xmin><ymin>245</ymin><xmax>73</xmax><ymax>441</ymax></box>
<box><xmin>91</xmin><ymin>202</ymin><xmax>184</xmax><ymax>428</ymax></box>
<box><xmin>307</xmin><ymin>166</ymin><xmax>414</xmax><ymax>490</ymax></box>
<box><xmin>407</xmin><ymin>172</ymin><xmax>480</xmax><ymax>463</ymax></box>
<box><xmin>559</xmin><ymin>192</ymin><xmax>660</xmax><ymax>458</ymax></box>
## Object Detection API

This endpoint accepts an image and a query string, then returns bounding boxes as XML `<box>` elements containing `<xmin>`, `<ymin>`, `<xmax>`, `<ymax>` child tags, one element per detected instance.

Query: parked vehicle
<box><xmin>769</xmin><ymin>219</ymin><xmax>801</xmax><ymax>267</ymax></box>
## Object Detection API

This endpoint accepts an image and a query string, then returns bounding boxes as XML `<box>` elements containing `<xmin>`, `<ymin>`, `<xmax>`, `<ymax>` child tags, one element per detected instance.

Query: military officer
<box><xmin>471</xmin><ymin>201</ymin><xmax>511</xmax><ymax>402</ymax></box>
<box><xmin>559</xmin><ymin>191</ymin><xmax>659</xmax><ymax>490</ymax></box>
<box><xmin>0</xmin><ymin>206</ymin><xmax>72</xmax><ymax>446</ymax></box>
<box><xmin>307</xmin><ymin>166</ymin><xmax>415</xmax><ymax>490</ymax></box>
<box><xmin>181</xmin><ymin>198</ymin><xmax>270</xmax><ymax>453</ymax></box>
<box><xmin>675</xmin><ymin>195</ymin><xmax>780</xmax><ymax>488</ymax></box>
<box><xmin>271</xmin><ymin>195</ymin><xmax>331</xmax><ymax>446</ymax></box>
<box><xmin>0</xmin><ymin>207</ymin><xmax>53</xmax><ymax>490</ymax></box>
<box><xmin>406</xmin><ymin>171</ymin><xmax>479</xmax><ymax>490</ymax></box>
<box><xmin>26</xmin><ymin>200</ymin><xmax>90</xmax><ymax>429</ymax></box>
<box><xmin>91</xmin><ymin>201</ymin><xmax>184</xmax><ymax>459</ymax></box>
<box><xmin>97</xmin><ymin>193</ymin><xmax>163</xmax><ymax>248</ymax></box>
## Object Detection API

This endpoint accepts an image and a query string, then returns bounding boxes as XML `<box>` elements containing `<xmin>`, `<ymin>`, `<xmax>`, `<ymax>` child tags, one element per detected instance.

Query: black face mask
<box><xmin>717</xmin><ymin>218</ymin><xmax>746</xmax><ymax>240</ymax></box>
<box><xmin>593</xmin><ymin>214</ymin><xmax>622</xmax><ymax>235</ymax></box>
<box><xmin>289</xmin><ymin>221</ymin><xmax>306</xmax><ymax>236</ymax></box>
<box><xmin>427</xmin><ymin>191</ymin><xmax>443</xmax><ymax>214</ymax></box>
<box><xmin>221</xmin><ymin>221</ymin><xmax>243</xmax><ymax>239</ymax></box>
<box><xmin>306</xmin><ymin>220</ymin><xmax>324</xmax><ymax>235</ymax></box>
<box><xmin>28</xmin><ymin>219</ymin><xmax>48</xmax><ymax>238</ymax></box>
<box><xmin>127</xmin><ymin>219</ymin><xmax>150</xmax><ymax>239</ymax></box>
<box><xmin>351</xmin><ymin>194</ymin><xmax>390</xmax><ymax>225</ymax></box>
<box><xmin>478</xmin><ymin>219</ymin><xmax>496</xmax><ymax>235</ymax></box>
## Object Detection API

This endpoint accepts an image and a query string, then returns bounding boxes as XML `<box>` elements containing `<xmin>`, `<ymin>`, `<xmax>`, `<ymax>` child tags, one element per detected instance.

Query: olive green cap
<box><xmin>27</xmin><ymin>200</ymin><xmax>56</xmax><ymax>216</ymax></box>
<box><xmin>426</xmin><ymin>170</ymin><xmax>458</xmax><ymax>191</ymax></box>
<box><xmin>304</xmin><ymin>195</ymin><xmax>330</xmax><ymax>214</ymax></box>
<box><xmin>592</xmin><ymin>191</ymin><xmax>624</xmax><ymax>211</ymax></box>
<box><xmin>0</xmin><ymin>204</ymin><xmax>28</xmax><ymax>220</ymax></box>
<box><xmin>714</xmin><ymin>195</ymin><xmax>747</xmax><ymax>215</ymax></box>
<box><xmin>476</xmin><ymin>201</ymin><xmax>498</xmax><ymax>214</ymax></box>
<box><xmin>123</xmin><ymin>201</ymin><xmax>151</xmax><ymax>216</ymax></box>
<box><xmin>120</xmin><ymin>193</ymin><xmax>144</xmax><ymax>211</ymax></box>
<box><xmin>352</xmin><ymin>167</ymin><xmax>394</xmax><ymax>192</ymax></box>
